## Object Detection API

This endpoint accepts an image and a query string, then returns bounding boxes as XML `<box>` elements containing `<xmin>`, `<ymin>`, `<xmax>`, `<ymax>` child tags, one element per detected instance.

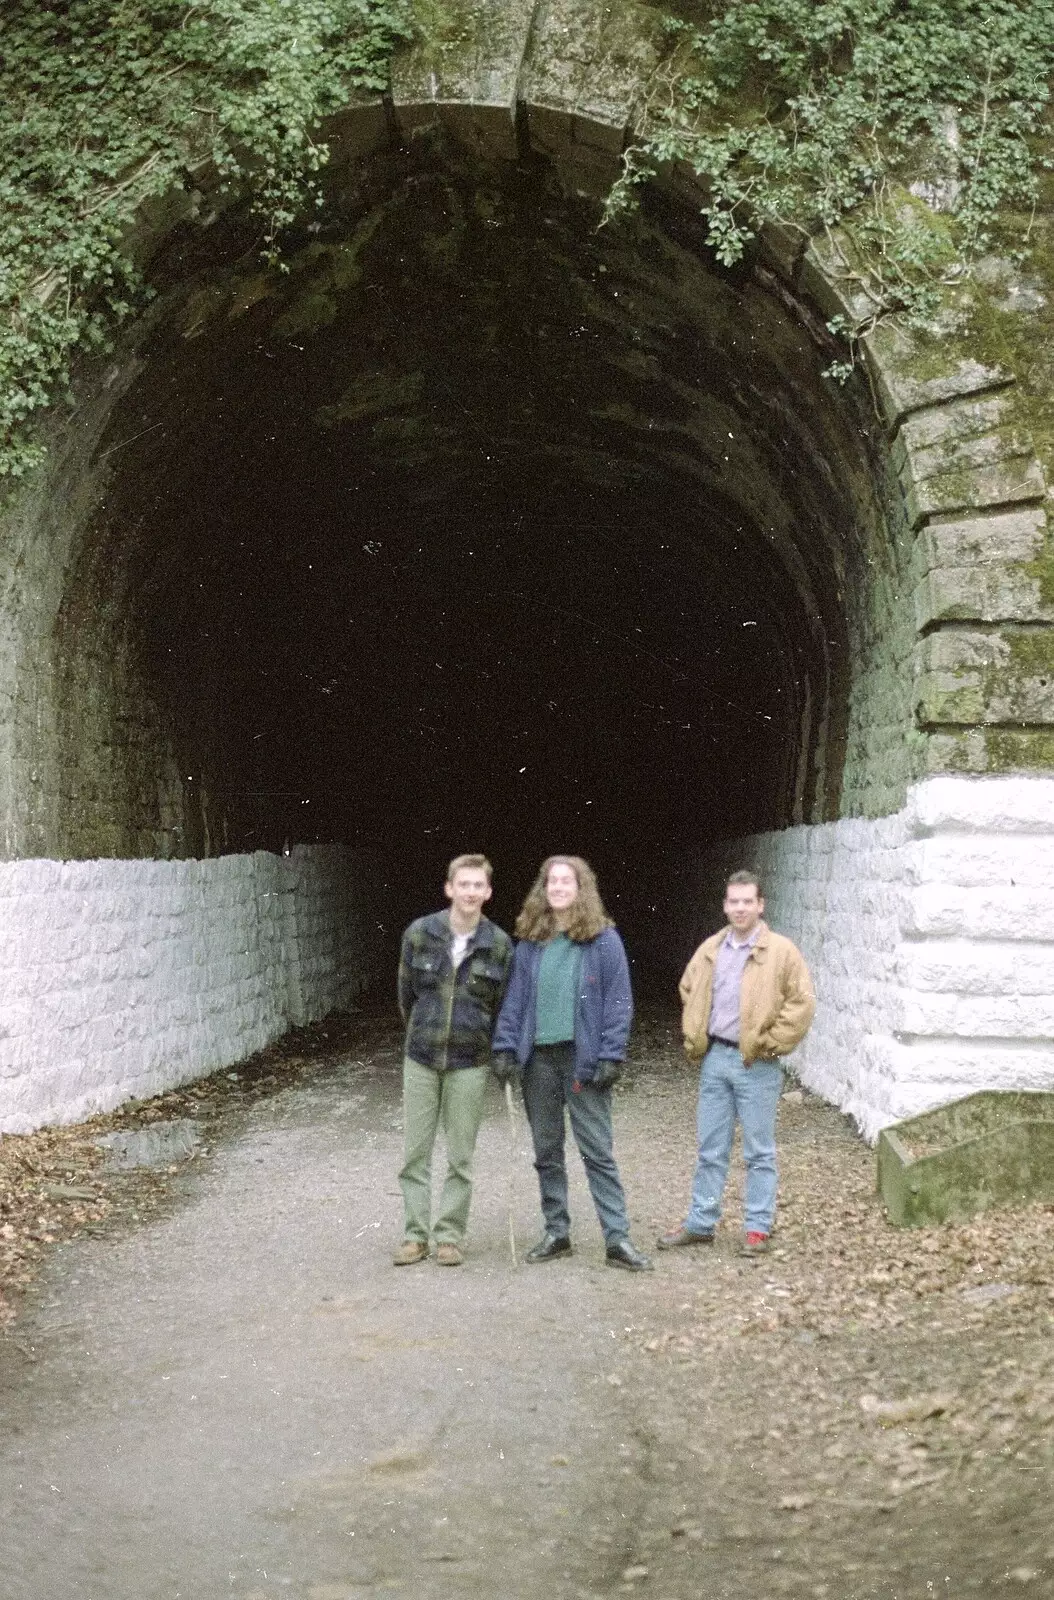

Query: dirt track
<box><xmin>1</xmin><ymin>1012</ymin><xmax>1052</xmax><ymax>1599</ymax></box>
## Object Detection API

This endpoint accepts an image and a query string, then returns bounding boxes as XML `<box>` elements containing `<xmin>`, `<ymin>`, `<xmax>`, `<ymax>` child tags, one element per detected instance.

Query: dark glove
<box><xmin>491</xmin><ymin>1052</ymin><xmax>521</xmax><ymax>1085</ymax></box>
<box><xmin>593</xmin><ymin>1061</ymin><xmax>622</xmax><ymax>1089</ymax></box>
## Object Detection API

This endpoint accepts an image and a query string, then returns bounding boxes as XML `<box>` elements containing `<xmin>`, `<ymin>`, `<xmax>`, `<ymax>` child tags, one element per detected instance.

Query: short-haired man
<box><xmin>659</xmin><ymin>872</ymin><xmax>815</xmax><ymax>1257</ymax></box>
<box><xmin>394</xmin><ymin>855</ymin><xmax>512</xmax><ymax>1267</ymax></box>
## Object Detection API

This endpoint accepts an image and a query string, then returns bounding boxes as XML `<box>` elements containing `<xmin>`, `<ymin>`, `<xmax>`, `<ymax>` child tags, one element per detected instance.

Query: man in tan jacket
<box><xmin>659</xmin><ymin>871</ymin><xmax>815</xmax><ymax>1257</ymax></box>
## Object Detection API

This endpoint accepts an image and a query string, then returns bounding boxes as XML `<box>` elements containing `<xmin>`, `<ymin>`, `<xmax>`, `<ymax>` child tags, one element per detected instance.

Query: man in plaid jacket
<box><xmin>394</xmin><ymin>854</ymin><xmax>512</xmax><ymax>1267</ymax></box>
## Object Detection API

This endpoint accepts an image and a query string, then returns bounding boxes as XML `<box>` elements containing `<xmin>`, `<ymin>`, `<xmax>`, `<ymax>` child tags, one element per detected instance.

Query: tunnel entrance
<box><xmin>4</xmin><ymin>15</ymin><xmax>1053</xmax><ymax>1138</ymax></box>
<box><xmin>59</xmin><ymin>131</ymin><xmax>902</xmax><ymax>984</ymax></box>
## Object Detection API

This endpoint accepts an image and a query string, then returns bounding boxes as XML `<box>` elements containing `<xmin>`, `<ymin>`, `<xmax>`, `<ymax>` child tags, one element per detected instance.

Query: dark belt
<box><xmin>708</xmin><ymin>1035</ymin><xmax>739</xmax><ymax>1049</ymax></box>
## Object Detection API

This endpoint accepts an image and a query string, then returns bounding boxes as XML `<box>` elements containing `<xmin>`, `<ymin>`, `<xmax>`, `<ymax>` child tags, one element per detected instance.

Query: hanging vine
<box><xmin>3</xmin><ymin>0</ymin><xmax>1054</xmax><ymax>477</ymax></box>
<box><xmin>0</xmin><ymin>0</ymin><xmax>412</xmax><ymax>479</ymax></box>
<box><xmin>611</xmin><ymin>1</ymin><xmax>1054</xmax><ymax>372</ymax></box>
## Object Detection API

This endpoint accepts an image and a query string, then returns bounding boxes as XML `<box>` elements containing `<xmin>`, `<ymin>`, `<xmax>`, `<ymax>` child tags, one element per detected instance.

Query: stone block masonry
<box><xmin>702</xmin><ymin>775</ymin><xmax>1054</xmax><ymax>1143</ymax></box>
<box><xmin>0</xmin><ymin>844</ymin><xmax>386</xmax><ymax>1133</ymax></box>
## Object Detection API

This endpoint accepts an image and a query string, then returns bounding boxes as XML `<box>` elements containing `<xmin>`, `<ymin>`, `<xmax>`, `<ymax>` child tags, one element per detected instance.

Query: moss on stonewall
<box><xmin>1024</xmin><ymin>530</ymin><xmax>1054</xmax><ymax>610</ymax></box>
<box><xmin>1006</xmin><ymin>628</ymin><xmax>1054</xmax><ymax>681</ymax></box>
<box><xmin>407</xmin><ymin>0</ymin><xmax>487</xmax><ymax>51</ymax></box>
<box><xmin>982</xmin><ymin>729</ymin><xmax>1054</xmax><ymax>771</ymax></box>
<box><xmin>929</xmin><ymin>728</ymin><xmax>1054</xmax><ymax>775</ymax></box>
<box><xmin>969</xmin><ymin>631</ymin><xmax>1054</xmax><ymax>731</ymax></box>
<box><xmin>872</xmin><ymin>188</ymin><xmax>1054</xmax><ymax>449</ymax></box>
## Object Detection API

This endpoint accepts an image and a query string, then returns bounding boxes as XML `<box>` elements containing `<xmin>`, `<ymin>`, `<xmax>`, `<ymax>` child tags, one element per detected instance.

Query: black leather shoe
<box><xmin>524</xmin><ymin>1231</ymin><xmax>572</xmax><ymax>1263</ymax></box>
<box><xmin>606</xmin><ymin>1238</ymin><xmax>654</xmax><ymax>1272</ymax></box>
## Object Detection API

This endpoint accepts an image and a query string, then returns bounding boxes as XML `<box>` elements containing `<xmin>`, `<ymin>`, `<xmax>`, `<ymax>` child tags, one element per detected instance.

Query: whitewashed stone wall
<box><xmin>0</xmin><ymin>843</ymin><xmax>385</xmax><ymax>1133</ymax></box>
<box><xmin>707</xmin><ymin>775</ymin><xmax>1054</xmax><ymax>1142</ymax></box>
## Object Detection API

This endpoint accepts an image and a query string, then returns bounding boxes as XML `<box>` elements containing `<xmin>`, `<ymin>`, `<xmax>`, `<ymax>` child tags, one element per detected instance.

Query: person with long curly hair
<box><xmin>492</xmin><ymin>856</ymin><xmax>653</xmax><ymax>1271</ymax></box>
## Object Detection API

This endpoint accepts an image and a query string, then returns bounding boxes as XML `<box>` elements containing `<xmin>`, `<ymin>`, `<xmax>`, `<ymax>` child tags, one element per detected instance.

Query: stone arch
<box><xmin>1</xmin><ymin>0</ymin><xmax>1052</xmax><ymax>1133</ymax></box>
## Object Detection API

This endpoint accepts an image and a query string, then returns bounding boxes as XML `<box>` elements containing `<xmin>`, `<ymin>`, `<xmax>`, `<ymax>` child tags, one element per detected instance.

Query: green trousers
<box><xmin>399</xmin><ymin>1058</ymin><xmax>489</xmax><ymax>1245</ymax></box>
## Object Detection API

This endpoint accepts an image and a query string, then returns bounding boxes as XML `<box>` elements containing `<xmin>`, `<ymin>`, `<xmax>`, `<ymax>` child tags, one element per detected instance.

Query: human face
<box><xmin>545</xmin><ymin>862</ymin><xmax>580</xmax><ymax>917</ymax></box>
<box><xmin>445</xmin><ymin>868</ymin><xmax>492</xmax><ymax>925</ymax></box>
<box><xmin>723</xmin><ymin>881</ymin><xmax>764</xmax><ymax>938</ymax></box>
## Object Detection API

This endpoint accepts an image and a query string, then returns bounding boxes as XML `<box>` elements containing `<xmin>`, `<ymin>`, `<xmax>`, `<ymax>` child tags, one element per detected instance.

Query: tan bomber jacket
<box><xmin>679</xmin><ymin>921</ymin><xmax>816</xmax><ymax>1066</ymax></box>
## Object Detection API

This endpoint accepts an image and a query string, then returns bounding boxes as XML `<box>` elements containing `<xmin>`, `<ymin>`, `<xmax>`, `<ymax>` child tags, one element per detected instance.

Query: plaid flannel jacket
<box><xmin>398</xmin><ymin>911</ymin><xmax>513</xmax><ymax>1070</ymax></box>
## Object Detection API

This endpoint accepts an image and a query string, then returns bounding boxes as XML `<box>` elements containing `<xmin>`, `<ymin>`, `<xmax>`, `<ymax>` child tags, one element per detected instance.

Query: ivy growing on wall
<box><xmin>4</xmin><ymin>0</ymin><xmax>1054</xmax><ymax>478</ymax></box>
<box><xmin>0</xmin><ymin>0</ymin><xmax>412</xmax><ymax>479</ymax></box>
<box><xmin>617</xmin><ymin>0</ymin><xmax>1054</xmax><ymax>373</ymax></box>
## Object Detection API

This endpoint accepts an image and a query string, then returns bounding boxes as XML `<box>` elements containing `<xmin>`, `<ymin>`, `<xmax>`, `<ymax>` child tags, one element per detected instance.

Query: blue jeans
<box><xmin>522</xmin><ymin>1043</ymin><xmax>631</xmax><ymax>1244</ymax></box>
<box><xmin>685</xmin><ymin>1041</ymin><xmax>784</xmax><ymax>1235</ymax></box>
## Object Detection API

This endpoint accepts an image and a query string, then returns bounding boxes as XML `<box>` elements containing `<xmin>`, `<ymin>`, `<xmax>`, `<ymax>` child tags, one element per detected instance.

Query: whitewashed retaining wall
<box><xmin>708</xmin><ymin>775</ymin><xmax>1054</xmax><ymax>1142</ymax></box>
<box><xmin>0</xmin><ymin>843</ymin><xmax>385</xmax><ymax>1133</ymax></box>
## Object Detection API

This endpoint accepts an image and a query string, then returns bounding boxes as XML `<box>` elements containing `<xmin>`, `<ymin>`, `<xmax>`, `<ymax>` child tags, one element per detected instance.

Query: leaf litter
<box><xmin>605</xmin><ymin>1016</ymin><xmax>1054</xmax><ymax>1595</ymax></box>
<box><xmin>0</xmin><ymin>1011</ymin><xmax>385</xmax><ymax>1327</ymax></box>
<box><xmin>1</xmin><ymin>1007</ymin><xmax>1052</xmax><ymax>1594</ymax></box>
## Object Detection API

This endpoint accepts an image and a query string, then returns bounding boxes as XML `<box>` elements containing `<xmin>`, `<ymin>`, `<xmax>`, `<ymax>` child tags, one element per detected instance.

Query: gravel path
<box><xmin>0</xmin><ymin>1011</ymin><xmax>1052</xmax><ymax>1599</ymax></box>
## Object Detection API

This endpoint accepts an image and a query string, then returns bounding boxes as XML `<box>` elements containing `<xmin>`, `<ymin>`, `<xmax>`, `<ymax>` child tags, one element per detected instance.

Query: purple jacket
<box><xmin>492</xmin><ymin>927</ymin><xmax>633</xmax><ymax>1082</ymax></box>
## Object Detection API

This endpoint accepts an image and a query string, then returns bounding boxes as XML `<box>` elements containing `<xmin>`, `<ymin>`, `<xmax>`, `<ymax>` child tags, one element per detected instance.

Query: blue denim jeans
<box><xmin>522</xmin><ymin>1043</ymin><xmax>631</xmax><ymax>1244</ymax></box>
<box><xmin>685</xmin><ymin>1041</ymin><xmax>784</xmax><ymax>1235</ymax></box>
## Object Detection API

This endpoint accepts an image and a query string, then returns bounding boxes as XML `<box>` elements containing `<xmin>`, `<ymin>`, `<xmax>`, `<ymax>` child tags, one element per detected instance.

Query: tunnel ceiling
<box><xmin>61</xmin><ymin>134</ymin><xmax>894</xmax><ymax>948</ymax></box>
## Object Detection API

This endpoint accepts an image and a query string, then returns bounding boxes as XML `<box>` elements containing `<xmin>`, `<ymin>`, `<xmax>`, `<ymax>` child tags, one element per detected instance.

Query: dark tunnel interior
<box><xmin>77</xmin><ymin>138</ymin><xmax>885</xmax><ymax>984</ymax></box>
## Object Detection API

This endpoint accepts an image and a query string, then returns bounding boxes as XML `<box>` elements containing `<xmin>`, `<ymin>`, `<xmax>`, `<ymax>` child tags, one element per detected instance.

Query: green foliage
<box><xmin>615</xmin><ymin>0</ymin><xmax>1054</xmax><ymax>368</ymax></box>
<box><xmin>0</xmin><ymin>0</ymin><xmax>412</xmax><ymax>478</ymax></box>
<box><xmin>5</xmin><ymin>1</ymin><xmax>1053</xmax><ymax>471</ymax></box>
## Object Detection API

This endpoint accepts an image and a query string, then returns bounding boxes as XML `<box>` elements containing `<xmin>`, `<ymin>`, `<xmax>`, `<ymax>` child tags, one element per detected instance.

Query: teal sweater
<box><xmin>534</xmin><ymin>934</ymin><xmax>583</xmax><ymax>1044</ymax></box>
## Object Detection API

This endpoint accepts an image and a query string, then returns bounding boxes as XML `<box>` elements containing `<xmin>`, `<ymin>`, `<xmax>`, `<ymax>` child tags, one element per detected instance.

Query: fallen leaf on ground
<box><xmin>859</xmin><ymin>1394</ymin><xmax>956</xmax><ymax>1425</ymax></box>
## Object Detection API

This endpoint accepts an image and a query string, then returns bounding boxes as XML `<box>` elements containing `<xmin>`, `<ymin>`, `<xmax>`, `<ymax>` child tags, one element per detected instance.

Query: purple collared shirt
<box><xmin>707</xmin><ymin>927</ymin><xmax>760</xmax><ymax>1042</ymax></box>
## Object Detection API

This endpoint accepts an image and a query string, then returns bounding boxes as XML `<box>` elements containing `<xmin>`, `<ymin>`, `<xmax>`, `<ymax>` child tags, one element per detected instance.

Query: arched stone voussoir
<box><xmin>797</xmin><ymin>229</ymin><xmax>887</xmax><ymax>338</ymax></box>
<box><xmin>344</xmin><ymin>2</ymin><xmax>527</xmax><ymax>164</ymax></box>
<box><xmin>516</xmin><ymin>0</ymin><xmax>658</xmax><ymax>145</ymax></box>
<box><xmin>386</xmin><ymin>0</ymin><xmax>661</xmax><ymax>188</ymax></box>
<box><xmin>755</xmin><ymin>219</ymin><xmax>811</xmax><ymax>284</ymax></box>
<box><xmin>389</xmin><ymin>0</ymin><xmax>536</xmax><ymax>125</ymax></box>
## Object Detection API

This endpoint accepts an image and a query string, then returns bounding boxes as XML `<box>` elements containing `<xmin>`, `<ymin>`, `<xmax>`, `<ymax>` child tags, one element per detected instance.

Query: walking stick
<box><xmin>504</xmin><ymin>1081</ymin><xmax>518</xmax><ymax>1267</ymax></box>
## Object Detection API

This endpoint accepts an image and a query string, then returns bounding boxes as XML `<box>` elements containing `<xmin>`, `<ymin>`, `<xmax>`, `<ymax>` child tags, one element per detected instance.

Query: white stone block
<box><xmin>911</xmin><ymin>774</ymin><xmax>1054</xmax><ymax>834</ymax></box>
<box><xmin>0</xmin><ymin>843</ymin><xmax>386</xmax><ymax>1132</ymax></box>
<box><xmin>903</xmin><ymin>884</ymin><xmax>1054</xmax><ymax>938</ymax></box>
<box><xmin>883</xmin><ymin>1036</ymin><xmax>1054</xmax><ymax>1104</ymax></box>
<box><xmin>911</xmin><ymin>834</ymin><xmax>1054</xmax><ymax>890</ymax></box>
<box><xmin>701</xmin><ymin>773</ymin><xmax>1054</xmax><ymax>1141</ymax></box>
<box><xmin>898</xmin><ymin>939</ymin><xmax>1054</xmax><ymax>995</ymax></box>
<box><xmin>900</xmin><ymin>989</ymin><xmax>1054</xmax><ymax>1035</ymax></box>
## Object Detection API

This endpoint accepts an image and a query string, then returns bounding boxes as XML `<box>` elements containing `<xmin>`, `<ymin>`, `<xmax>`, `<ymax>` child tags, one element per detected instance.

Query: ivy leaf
<box><xmin>0</xmin><ymin>0</ymin><xmax>413</xmax><ymax>478</ymax></box>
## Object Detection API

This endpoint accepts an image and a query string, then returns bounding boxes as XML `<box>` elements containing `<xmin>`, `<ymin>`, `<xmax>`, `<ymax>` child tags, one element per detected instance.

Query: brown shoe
<box><xmin>392</xmin><ymin>1240</ymin><xmax>428</xmax><ymax>1266</ymax></box>
<box><xmin>435</xmin><ymin>1243</ymin><xmax>463</xmax><ymax>1267</ymax></box>
<box><xmin>656</xmin><ymin>1226</ymin><xmax>715</xmax><ymax>1250</ymax></box>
